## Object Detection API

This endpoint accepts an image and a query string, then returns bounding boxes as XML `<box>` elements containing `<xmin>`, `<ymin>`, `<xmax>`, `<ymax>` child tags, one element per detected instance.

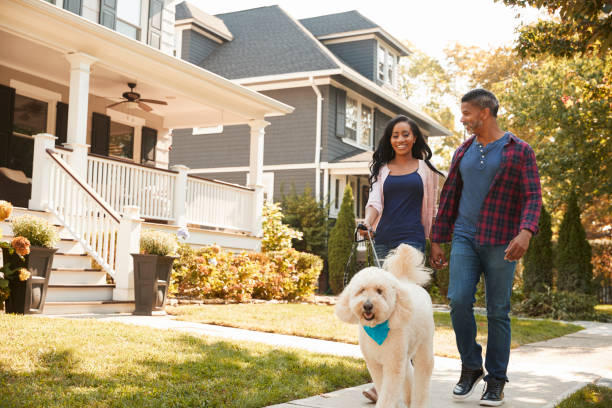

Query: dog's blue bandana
<box><xmin>363</xmin><ymin>320</ymin><xmax>390</xmax><ymax>345</ymax></box>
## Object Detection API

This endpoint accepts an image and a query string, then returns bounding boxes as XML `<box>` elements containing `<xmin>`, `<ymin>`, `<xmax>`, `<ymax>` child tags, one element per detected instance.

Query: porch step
<box><xmin>49</xmin><ymin>267</ymin><xmax>107</xmax><ymax>285</ymax></box>
<box><xmin>46</xmin><ymin>284</ymin><xmax>115</xmax><ymax>302</ymax></box>
<box><xmin>52</xmin><ymin>252</ymin><xmax>92</xmax><ymax>269</ymax></box>
<box><xmin>43</xmin><ymin>301</ymin><xmax>135</xmax><ymax>315</ymax></box>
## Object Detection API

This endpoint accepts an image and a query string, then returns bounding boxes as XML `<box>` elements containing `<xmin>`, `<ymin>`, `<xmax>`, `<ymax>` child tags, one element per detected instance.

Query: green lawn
<box><xmin>555</xmin><ymin>384</ymin><xmax>612</xmax><ymax>408</ymax></box>
<box><xmin>166</xmin><ymin>303</ymin><xmax>583</xmax><ymax>359</ymax></box>
<box><xmin>0</xmin><ymin>314</ymin><xmax>369</xmax><ymax>408</ymax></box>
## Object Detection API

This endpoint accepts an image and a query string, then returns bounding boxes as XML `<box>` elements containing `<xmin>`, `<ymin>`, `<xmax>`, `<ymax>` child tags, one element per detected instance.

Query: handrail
<box><xmin>47</xmin><ymin>149</ymin><xmax>121</xmax><ymax>223</ymax></box>
<box><xmin>87</xmin><ymin>152</ymin><xmax>178</xmax><ymax>175</ymax></box>
<box><xmin>187</xmin><ymin>173</ymin><xmax>254</xmax><ymax>191</ymax></box>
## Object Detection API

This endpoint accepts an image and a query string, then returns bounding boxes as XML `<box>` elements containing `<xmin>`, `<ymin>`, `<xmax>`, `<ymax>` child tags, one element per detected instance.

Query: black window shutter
<box><xmin>63</xmin><ymin>0</ymin><xmax>82</xmax><ymax>15</ymax></box>
<box><xmin>91</xmin><ymin>112</ymin><xmax>110</xmax><ymax>156</ymax></box>
<box><xmin>55</xmin><ymin>101</ymin><xmax>68</xmax><ymax>147</ymax></box>
<box><xmin>148</xmin><ymin>0</ymin><xmax>164</xmax><ymax>49</ymax></box>
<box><xmin>0</xmin><ymin>85</ymin><xmax>15</xmax><ymax>168</ymax></box>
<box><xmin>140</xmin><ymin>126</ymin><xmax>157</xmax><ymax>164</ymax></box>
<box><xmin>335</xmin><ymin>88</ymin><xmax>346</xmax><ymax>137</ymax></box>
<box><xmin>99</xmin><ymin>0</ymin><xmax>117</xmax><ymax>29</ymax></box>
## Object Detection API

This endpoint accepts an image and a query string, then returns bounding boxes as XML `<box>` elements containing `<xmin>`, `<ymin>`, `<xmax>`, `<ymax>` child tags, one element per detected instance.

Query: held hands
<box><xmin>504</xmin><ymin>229</ymin><xmax>533</xmax><ymax>262</ymax></box>
<box><xmin>430</xmin><ymin>242</ymin><xmax>447</xmax><ymax>269</ymax></box>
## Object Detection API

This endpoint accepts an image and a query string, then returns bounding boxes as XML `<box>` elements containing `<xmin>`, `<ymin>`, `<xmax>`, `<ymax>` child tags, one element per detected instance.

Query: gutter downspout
<box><xmin>310</xmin><ymin>76</ymin><xmax>323</xmax><ymax>202</ymax></box>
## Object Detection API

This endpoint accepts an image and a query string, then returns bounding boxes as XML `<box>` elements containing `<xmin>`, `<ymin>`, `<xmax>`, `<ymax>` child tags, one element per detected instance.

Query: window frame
<box><xmin>377</xmin><ymin>41</ymin><xmax>398</xmax><ymax>86</ymax></box>
<box><xmin>340</xmin><ymin>90</ymin><xmax>375</xmax><ymax>150</ymax></box>
<box><xmin>116</xmin><ymin>0</ymin><xmax>142</xmax><ymax>40</ymax></box>
<box><xmin>106</xmin><ymin>108</ymin><xmax>145</xmax><ymax>162</ymax></box>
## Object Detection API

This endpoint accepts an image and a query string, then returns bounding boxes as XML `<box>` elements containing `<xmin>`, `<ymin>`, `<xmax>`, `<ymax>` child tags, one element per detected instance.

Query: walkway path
<box><xmin>54</xmin><ymin>314</ymin><xmax>612</xmax><ymax>408</ymax></box>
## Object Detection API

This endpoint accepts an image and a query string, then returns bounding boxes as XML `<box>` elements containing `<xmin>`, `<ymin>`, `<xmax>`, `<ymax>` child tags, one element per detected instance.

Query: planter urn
<box><xmin>131</xmin><ymin>253</ymin><xmax>176</xmax><ymax>316</ymax></box>
<box><xmin>2</xmin><ymin>246</ymin><xmax>57</xmax><ymax>314</ymax></box>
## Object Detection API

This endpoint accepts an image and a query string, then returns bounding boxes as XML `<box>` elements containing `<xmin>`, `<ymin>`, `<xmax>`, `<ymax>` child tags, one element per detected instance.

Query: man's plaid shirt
<box><xmin>431</xmin><ymin>133</ymin><xmax>542</xmax><ymax>245</ymax></box>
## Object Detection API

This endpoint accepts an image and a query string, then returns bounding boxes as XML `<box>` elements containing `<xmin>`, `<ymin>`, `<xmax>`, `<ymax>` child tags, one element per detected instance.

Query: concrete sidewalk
<box><xmin>52</xmin><ymin>314</ymin><xmax>612</xmax><ymax>408</ymax></box>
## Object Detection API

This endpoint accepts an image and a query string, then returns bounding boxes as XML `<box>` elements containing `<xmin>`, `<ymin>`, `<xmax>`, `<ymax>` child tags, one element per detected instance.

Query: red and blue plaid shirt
<box><xmin>431</xmin><ymin>133</ymin><xmax>542</xmax><ymax>245</ymax></box>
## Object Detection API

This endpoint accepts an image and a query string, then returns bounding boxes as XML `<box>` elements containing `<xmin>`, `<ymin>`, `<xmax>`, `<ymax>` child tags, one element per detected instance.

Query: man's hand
<box><xmin>504</xmin><ymin>229</ymin><xmax>533</xmax><ymax>261</ymax></box>
<box><xmin>430</xmin><ymin>242</ymin><xmax>447</xmax><ymax>269</ymax></box>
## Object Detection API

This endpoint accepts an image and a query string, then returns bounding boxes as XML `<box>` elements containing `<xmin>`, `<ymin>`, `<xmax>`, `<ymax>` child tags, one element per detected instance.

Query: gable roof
<box><xmin>299</xmin><ymin>10</ymin><xmax>378</xmax><ymax>37</ymax></box>
<box><xmin>200</xmin><ymin>6</ymin><xmax>338</xmax><ymax>80</ymax></box>
<box><xmin>299</xmin><ymin>10</ymin><xmax>410</xmax><ymax>56</ymax></box>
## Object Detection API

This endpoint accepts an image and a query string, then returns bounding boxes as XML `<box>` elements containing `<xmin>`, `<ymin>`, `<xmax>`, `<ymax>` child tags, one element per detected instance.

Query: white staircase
<box><xmin>1</xmin><ymin>207</ymin><xmax>134</xmax><ymax>314</ymax></box>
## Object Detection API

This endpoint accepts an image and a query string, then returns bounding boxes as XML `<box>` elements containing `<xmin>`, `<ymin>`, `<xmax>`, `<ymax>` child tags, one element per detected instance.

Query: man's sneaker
<box><xmin>452</xmin><ymin>366</ymin><xmax>484</xmax><ymax>400</ymax></box>
<box><xmin>480</xmin><ymin>378</ymin><xmax>505</xmax><ymax>406</ymax></box>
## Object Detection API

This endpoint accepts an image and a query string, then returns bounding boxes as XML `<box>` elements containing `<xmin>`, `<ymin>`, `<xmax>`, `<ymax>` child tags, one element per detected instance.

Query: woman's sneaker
<box><xmin>452</xmin><ymin>366</ymin><xmax>484</xmax><ymax>399</ymax></box>
<box><xmin>480</xmin><ymin>378</ymin><xmax>505</xmax><ymax>406</ymax></box>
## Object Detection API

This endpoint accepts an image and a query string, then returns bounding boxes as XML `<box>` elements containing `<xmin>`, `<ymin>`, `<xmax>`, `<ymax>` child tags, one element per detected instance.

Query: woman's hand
<box><xmin>358</xmin><ymin>222</ymin><xmax>374</xmax><ymax>238</ymax></box>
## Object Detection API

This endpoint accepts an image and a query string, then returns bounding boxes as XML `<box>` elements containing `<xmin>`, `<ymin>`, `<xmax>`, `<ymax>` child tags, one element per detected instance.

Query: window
<box><xmin>334</xmin><ymin>179</ymin><xmax>339</xmax><ymax>209</ymax></box>
<box><xmin>360</xmin><ymin>105</ymin><xmax>373</xmax><ymax>147</ymax></box>
<box><xmin>109</xmin><ymin>121</ymin><xmax>134</xmax><ymax>159</ymax></box>
<box><xmin>345</xmin><ymin>96</ymin><xmax>358</xmax><ymax>141</ymax></box>
<box><xmin>116</xmin><ymin>0</ymin><xmax>141</xmax><ymax>40</ymax></box>
<box><xmin>13</xmin><ymin>95</ymin><xmax>48</xmax><ymax>137</ymax></box>
<box><xmin>386</xmin><ymin>51</ymin><xmax>395</xmax><ymax>85</ymax></box>
<box><xmin>377</xmin><ymin>46</ymin><xmax>386</xmax><ymax>82</ymax></box>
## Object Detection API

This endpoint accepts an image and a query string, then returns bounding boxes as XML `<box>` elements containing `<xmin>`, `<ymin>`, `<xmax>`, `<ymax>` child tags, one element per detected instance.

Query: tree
<box><xmin>281</xmin><ymin>185</ymin><xmax>329</xmax><ymax>262</ymax></box>
<box><xmin>497</xmin><ymin>0</ymin><xmax>612</xmax><ymax>56</ymax></box>
<box><xmin>261</xmin><ymin>203</ymin><xmax>302</xmax><ymax>252</ymax></box>
<box><xmin>556</xmin><ymin>193</ymin><xmax>594</xmax><ymax>294</ymax></box>
<box><xmin>522</xmin><ymin>206</ymin><xmax>554</xmax><ymax>294</ymax></box>
<box><xmin>327</xmin><ymin>186</ymin><xmax>356</xmax><ymax>294</ymax></box>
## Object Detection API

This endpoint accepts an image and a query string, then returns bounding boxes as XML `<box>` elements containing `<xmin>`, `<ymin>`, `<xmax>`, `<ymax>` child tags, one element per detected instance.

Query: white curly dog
<box><xmin>335</xmin><ymin>244</ymin><xmax>435</xmax><ymax>408</ymax></box>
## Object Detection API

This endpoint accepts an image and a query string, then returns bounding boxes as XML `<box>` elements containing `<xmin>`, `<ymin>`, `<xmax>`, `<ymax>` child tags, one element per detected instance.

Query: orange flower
<box><xmin>11</xmin><ymin>236</ymin><xmax>31</xmax><ymax>256</ymax></box>
<box><xmin>18</xmin><ymin>268</ymin><xmax>31</xmax><ymax>281</ymax></box>
<box><xmin>0</xmin><ymin>200</ymin><xmax>12</xmax><ymax>222</ymax></box>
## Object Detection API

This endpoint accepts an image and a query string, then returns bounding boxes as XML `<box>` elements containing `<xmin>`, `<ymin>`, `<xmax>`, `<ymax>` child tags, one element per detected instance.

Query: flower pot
<box><xmin>131</xmin><ymin>253</ymin><xmax>176</xmax><ymax>316</ymax></box>
<box><xmin>2</xmin><ymin>246</ymin><xmax>57</xmax><ymax>314</ymax></box>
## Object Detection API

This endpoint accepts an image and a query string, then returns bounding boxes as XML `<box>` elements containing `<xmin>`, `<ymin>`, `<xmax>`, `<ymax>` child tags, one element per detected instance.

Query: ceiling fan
<box><xmin>107</xmin><ymin>82</ymin><xmax>168</xmax><ymax>112</ymax></box>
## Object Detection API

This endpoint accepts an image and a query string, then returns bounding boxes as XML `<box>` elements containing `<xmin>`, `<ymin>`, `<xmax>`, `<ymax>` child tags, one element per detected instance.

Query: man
<box><xmin>430</xmin><ymin>89</ymin><xmax>542</xmax><ymax>406</ymax></box>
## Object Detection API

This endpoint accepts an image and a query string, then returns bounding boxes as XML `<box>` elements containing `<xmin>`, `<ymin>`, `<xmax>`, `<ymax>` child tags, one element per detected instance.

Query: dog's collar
<box><xmin>363</xmin><ymin>320</ymin><xmax>390</xmax><ymax>345</ymax></box>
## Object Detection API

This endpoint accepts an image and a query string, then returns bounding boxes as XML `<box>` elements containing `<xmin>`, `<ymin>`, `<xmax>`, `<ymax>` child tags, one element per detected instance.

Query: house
<box><xmin>170</xmin><ymin>3</ymin><xmax>451</xmax><ymax>220</ymax></box>
<box><xmin>0</xmin><ymin>0</ymin><xmax>293</xmax><ymax>313</ymax></box>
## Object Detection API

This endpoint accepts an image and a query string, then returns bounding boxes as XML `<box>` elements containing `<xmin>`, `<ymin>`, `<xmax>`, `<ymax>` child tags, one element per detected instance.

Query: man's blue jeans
<box><xmin>448</xmin><ymin>234</ymin><xmax>516</xmax><ymax>382</ymax></box>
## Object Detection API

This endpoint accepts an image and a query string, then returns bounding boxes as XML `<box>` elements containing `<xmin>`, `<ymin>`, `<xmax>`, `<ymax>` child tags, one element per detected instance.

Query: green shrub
<box><xmin>171</xmin><ymin>244</ymin><xmax>322</xmax><ymax>302</ymax></box>
<box><xmin>556</xmin><ymin>193</ymin><xmax>594</xmax><ymax>294</ymax></box>
<box><xmin>523</xmin><ymin>206</ymin><xmax>554</xmax><ymax>295</ymax></box>
<box><xmin>513</xmin><ymin>290</ymin><xmax>598</xmax><ymax>320</ymax></box>
<box><xmin>328</xmin><ymin>185</ymin><xmax>356</xmax><ymax>294</ymax></box>
<box><xmin>261</xmin><ymin>203</ymin><xmax>302</xmax><ymax>252</ymax></box>
<box><xmin>591</xmin><ymin>240</ymin><xmax>611</xmax><ymax>302</ymax></box>
<box><xmin>10</xmin><ymin>215</ymin><xmax>59</xmax><ymax>248</ymax></box>
<box><xmin>424</xmin><ymin>241</ymin><xmax>450</xmax><ymax>301</ymax></box>
<box><xmin>140</xmin><ymin>230</ymin><xmax>178</xmax><ymax>256</ymax></box>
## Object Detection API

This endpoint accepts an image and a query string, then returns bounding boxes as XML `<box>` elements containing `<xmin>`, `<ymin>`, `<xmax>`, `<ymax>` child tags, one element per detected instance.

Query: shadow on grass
<box><xmin>0</xmin><ymin>333</ymin><xmax>369</xmax><ymax>408</ymax></box>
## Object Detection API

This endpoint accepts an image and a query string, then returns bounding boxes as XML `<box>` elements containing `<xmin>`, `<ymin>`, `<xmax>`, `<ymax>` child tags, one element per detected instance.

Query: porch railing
<box><xmin>185</xmin><ymin>176</ymin><xmax>254</xmax><ymax>232</ymax></box>
<box><xmin>45</xmin><ymin>149</ymin><xmax>121</xmax><ymax>278</ymax></box>
<box><xmin>86</xmin><ymin>154</ymin><xmax>175</xmax><ymax>221</ymax></box>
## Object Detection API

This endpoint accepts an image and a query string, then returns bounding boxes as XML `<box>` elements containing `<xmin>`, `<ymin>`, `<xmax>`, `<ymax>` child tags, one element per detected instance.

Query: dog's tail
<box><xmin>383</xmin><ymin>243</ymin><xmax>431</xmax><ymax>286</ymax></box>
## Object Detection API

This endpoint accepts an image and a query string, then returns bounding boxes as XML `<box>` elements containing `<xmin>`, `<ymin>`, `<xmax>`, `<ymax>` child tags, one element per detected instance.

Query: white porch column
<box><xmin>64</xmin><ymin>52</ymin><xmax>97</xmax><ymax>177</ymax></box>
<box><xmin>171</xmin><ymin>164</ymin><xmax>189</xmax><ymax>228</ymax></box>
<box><xmin>28</xmin><ymin>133</ymin><xmax>57</xmax><ymax>211</ymax></box>
<box><xmin>248</xmin><ymin>119</ymin><xmax>269</xmax><ymax>237</ymax></box>
<box><xmin>113</xmin><ymin>205</ymin><xmax>142</xmax><ymax>301</ymax></box>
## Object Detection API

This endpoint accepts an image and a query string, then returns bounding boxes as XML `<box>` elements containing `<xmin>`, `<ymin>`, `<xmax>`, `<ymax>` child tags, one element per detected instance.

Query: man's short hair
<box><xmin>461</xmin><ymin>89</ymin><xmax>499</xmax><ymax>117</ymax></box>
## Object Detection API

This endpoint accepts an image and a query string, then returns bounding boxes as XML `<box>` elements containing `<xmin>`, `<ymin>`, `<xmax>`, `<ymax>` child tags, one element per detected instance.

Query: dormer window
<box><xmin>378</xmin><ymin>43</ymin><xmax>397</xmax><ymax>86</ymax></box>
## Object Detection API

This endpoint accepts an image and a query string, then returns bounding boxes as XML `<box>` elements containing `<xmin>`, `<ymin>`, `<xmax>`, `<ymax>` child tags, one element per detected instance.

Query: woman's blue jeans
<box><xmin>448</xmin><ymin>234</ymin><xmax>516</xmax><ymax>382</ymax></box>
<box><xmin>373</xmin><ymin>241</ymin><xmax>425</xmax><ymax>263</ymax></box>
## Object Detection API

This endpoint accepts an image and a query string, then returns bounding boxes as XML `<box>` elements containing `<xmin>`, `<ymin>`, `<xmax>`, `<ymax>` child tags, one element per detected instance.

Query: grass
<box><xmin>0</xmin><ymin>314</ymin><xmax>369</xmax><ymax>408</ymax></box>
<box><xmin>555</xmin><ymin>384</ymin><xmax>612</xmax><ymax>407</ymax></box>
<box><xmin>166</xmin><ymin>303</ymin><xmax>583</xmax><ymax>359</ymax></box>
<box><xmin>595</xmin><ymin>304</ymin><xmax>612</xmax><ymax>316</ymax></box>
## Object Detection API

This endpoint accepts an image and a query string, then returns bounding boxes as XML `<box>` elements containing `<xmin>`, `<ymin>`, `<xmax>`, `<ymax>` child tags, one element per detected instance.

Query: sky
<box><xmin>189</xmin><ymin>0</ymin><xmax>547</xmax><ymax>60</ymax></box>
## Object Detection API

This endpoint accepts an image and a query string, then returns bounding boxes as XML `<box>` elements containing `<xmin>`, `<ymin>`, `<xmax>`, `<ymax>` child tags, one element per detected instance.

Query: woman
<box><xmin>361</xmin><ymin>115</ymin><xmax>443</xmax><ymax>262</ymax></box>
<box><xmin>360</xmin><ymin>115</ymin><xmax>443</xmax><ymax>403</ymax></box>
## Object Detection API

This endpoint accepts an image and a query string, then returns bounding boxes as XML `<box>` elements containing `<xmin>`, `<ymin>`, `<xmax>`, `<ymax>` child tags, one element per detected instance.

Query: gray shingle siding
<box><xmin>326</xmin><ymin>39</ymin><xmax>377</xmax><ymax>81</ymax></box>
<box><xmin>374</xmin><ymin>109</ymin><xmax>391</xmax><ymax>148</ymax></box>
<box><xmin>299</xmin><ymin>11</ymin><xmax>378</xmax><ymax>37</ymax></box>
<box><xmin>170</xmin><ymin>126</ymin><xmax>250</xmax><ymax>169</ymax></box>
<box><xmin>274</xmin><ymin>169</ymin><xmax>317</xmax><ymax>201</ymax></box>
<box><xmin>181</xmin><ymin>29</ymin><xmax>219</xmax><ymax>65</ymax></box>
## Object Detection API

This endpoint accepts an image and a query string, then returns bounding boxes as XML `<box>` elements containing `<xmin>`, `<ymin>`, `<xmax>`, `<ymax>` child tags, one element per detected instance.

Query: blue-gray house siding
<box><xmin>181</xmin><ymin>29</ymin><xmax>219</xmax><ymax>65</ymax></box>
<box><xmin>325</xmin><ymin>39</ymin><xmax>377</xmax><ymax>82</ymax></box>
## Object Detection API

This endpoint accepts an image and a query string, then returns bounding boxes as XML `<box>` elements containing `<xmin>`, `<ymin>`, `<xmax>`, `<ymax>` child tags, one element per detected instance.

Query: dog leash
<box><xmin>342</xmin><ymin>223</ymin><xmax>381</xmax><ymax>288</ymax></box>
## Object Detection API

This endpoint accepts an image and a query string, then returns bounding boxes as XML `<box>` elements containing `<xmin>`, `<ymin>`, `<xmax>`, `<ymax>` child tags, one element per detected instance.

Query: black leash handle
<box><xmin>343</xmin><ymin>223</ymin><xmax>381</xmax><ymax>288</ymax></box>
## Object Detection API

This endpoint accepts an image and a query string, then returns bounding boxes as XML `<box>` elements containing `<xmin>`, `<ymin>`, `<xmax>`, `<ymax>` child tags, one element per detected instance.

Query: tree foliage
<box><xmin>522</xmin><ymin>206</ymin><xmax>554</xmax><ymax>294</ymax></box>
<box><xmin>497</xmin><ymin>0</ymin><xmax>612</xmax><ymax>56</ymax></box>
<box><xmin>281</xmin><ymin>185</ymin><xmax>329</xmax><ymax>262</ymax></box>
<box><xmin>327</xmin><ymin>186</ymin><xmax>356</xmax><ymax>294</ymax></box>
<box><xmin>556</xmin><ymin>193</ymin><xmax>594</xmax><ymax>294</ymax></box>
<box><xmin>261</xmin><ymin>203</ymin><xmax>302</xmax><ymax>252</ymax></box>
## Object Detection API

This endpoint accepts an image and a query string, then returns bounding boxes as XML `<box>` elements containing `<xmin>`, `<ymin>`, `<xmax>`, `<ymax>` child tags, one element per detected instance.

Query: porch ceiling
<box><xmin>0</xmin><ymin>0</ymin><xmax>294</xmax><ymax>129</ymax></box>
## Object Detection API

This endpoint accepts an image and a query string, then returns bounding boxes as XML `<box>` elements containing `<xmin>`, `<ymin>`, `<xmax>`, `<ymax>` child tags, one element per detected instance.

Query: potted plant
<box><xmin>0</xmin><ymin>201</ymin><xmax>59</xmax><ymax>314</ymax></box>
<box><xmin>131</xmin><ymin>230</ymin><xmax>178</xmax><ymax>316</ymax></box>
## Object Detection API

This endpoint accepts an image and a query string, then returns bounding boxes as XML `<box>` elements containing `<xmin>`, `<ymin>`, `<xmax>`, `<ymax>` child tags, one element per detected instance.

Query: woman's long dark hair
<box><xmin>369</xmin><ymin>115</ymin><xmax>444</xmax><ymax>186</ymax></box>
